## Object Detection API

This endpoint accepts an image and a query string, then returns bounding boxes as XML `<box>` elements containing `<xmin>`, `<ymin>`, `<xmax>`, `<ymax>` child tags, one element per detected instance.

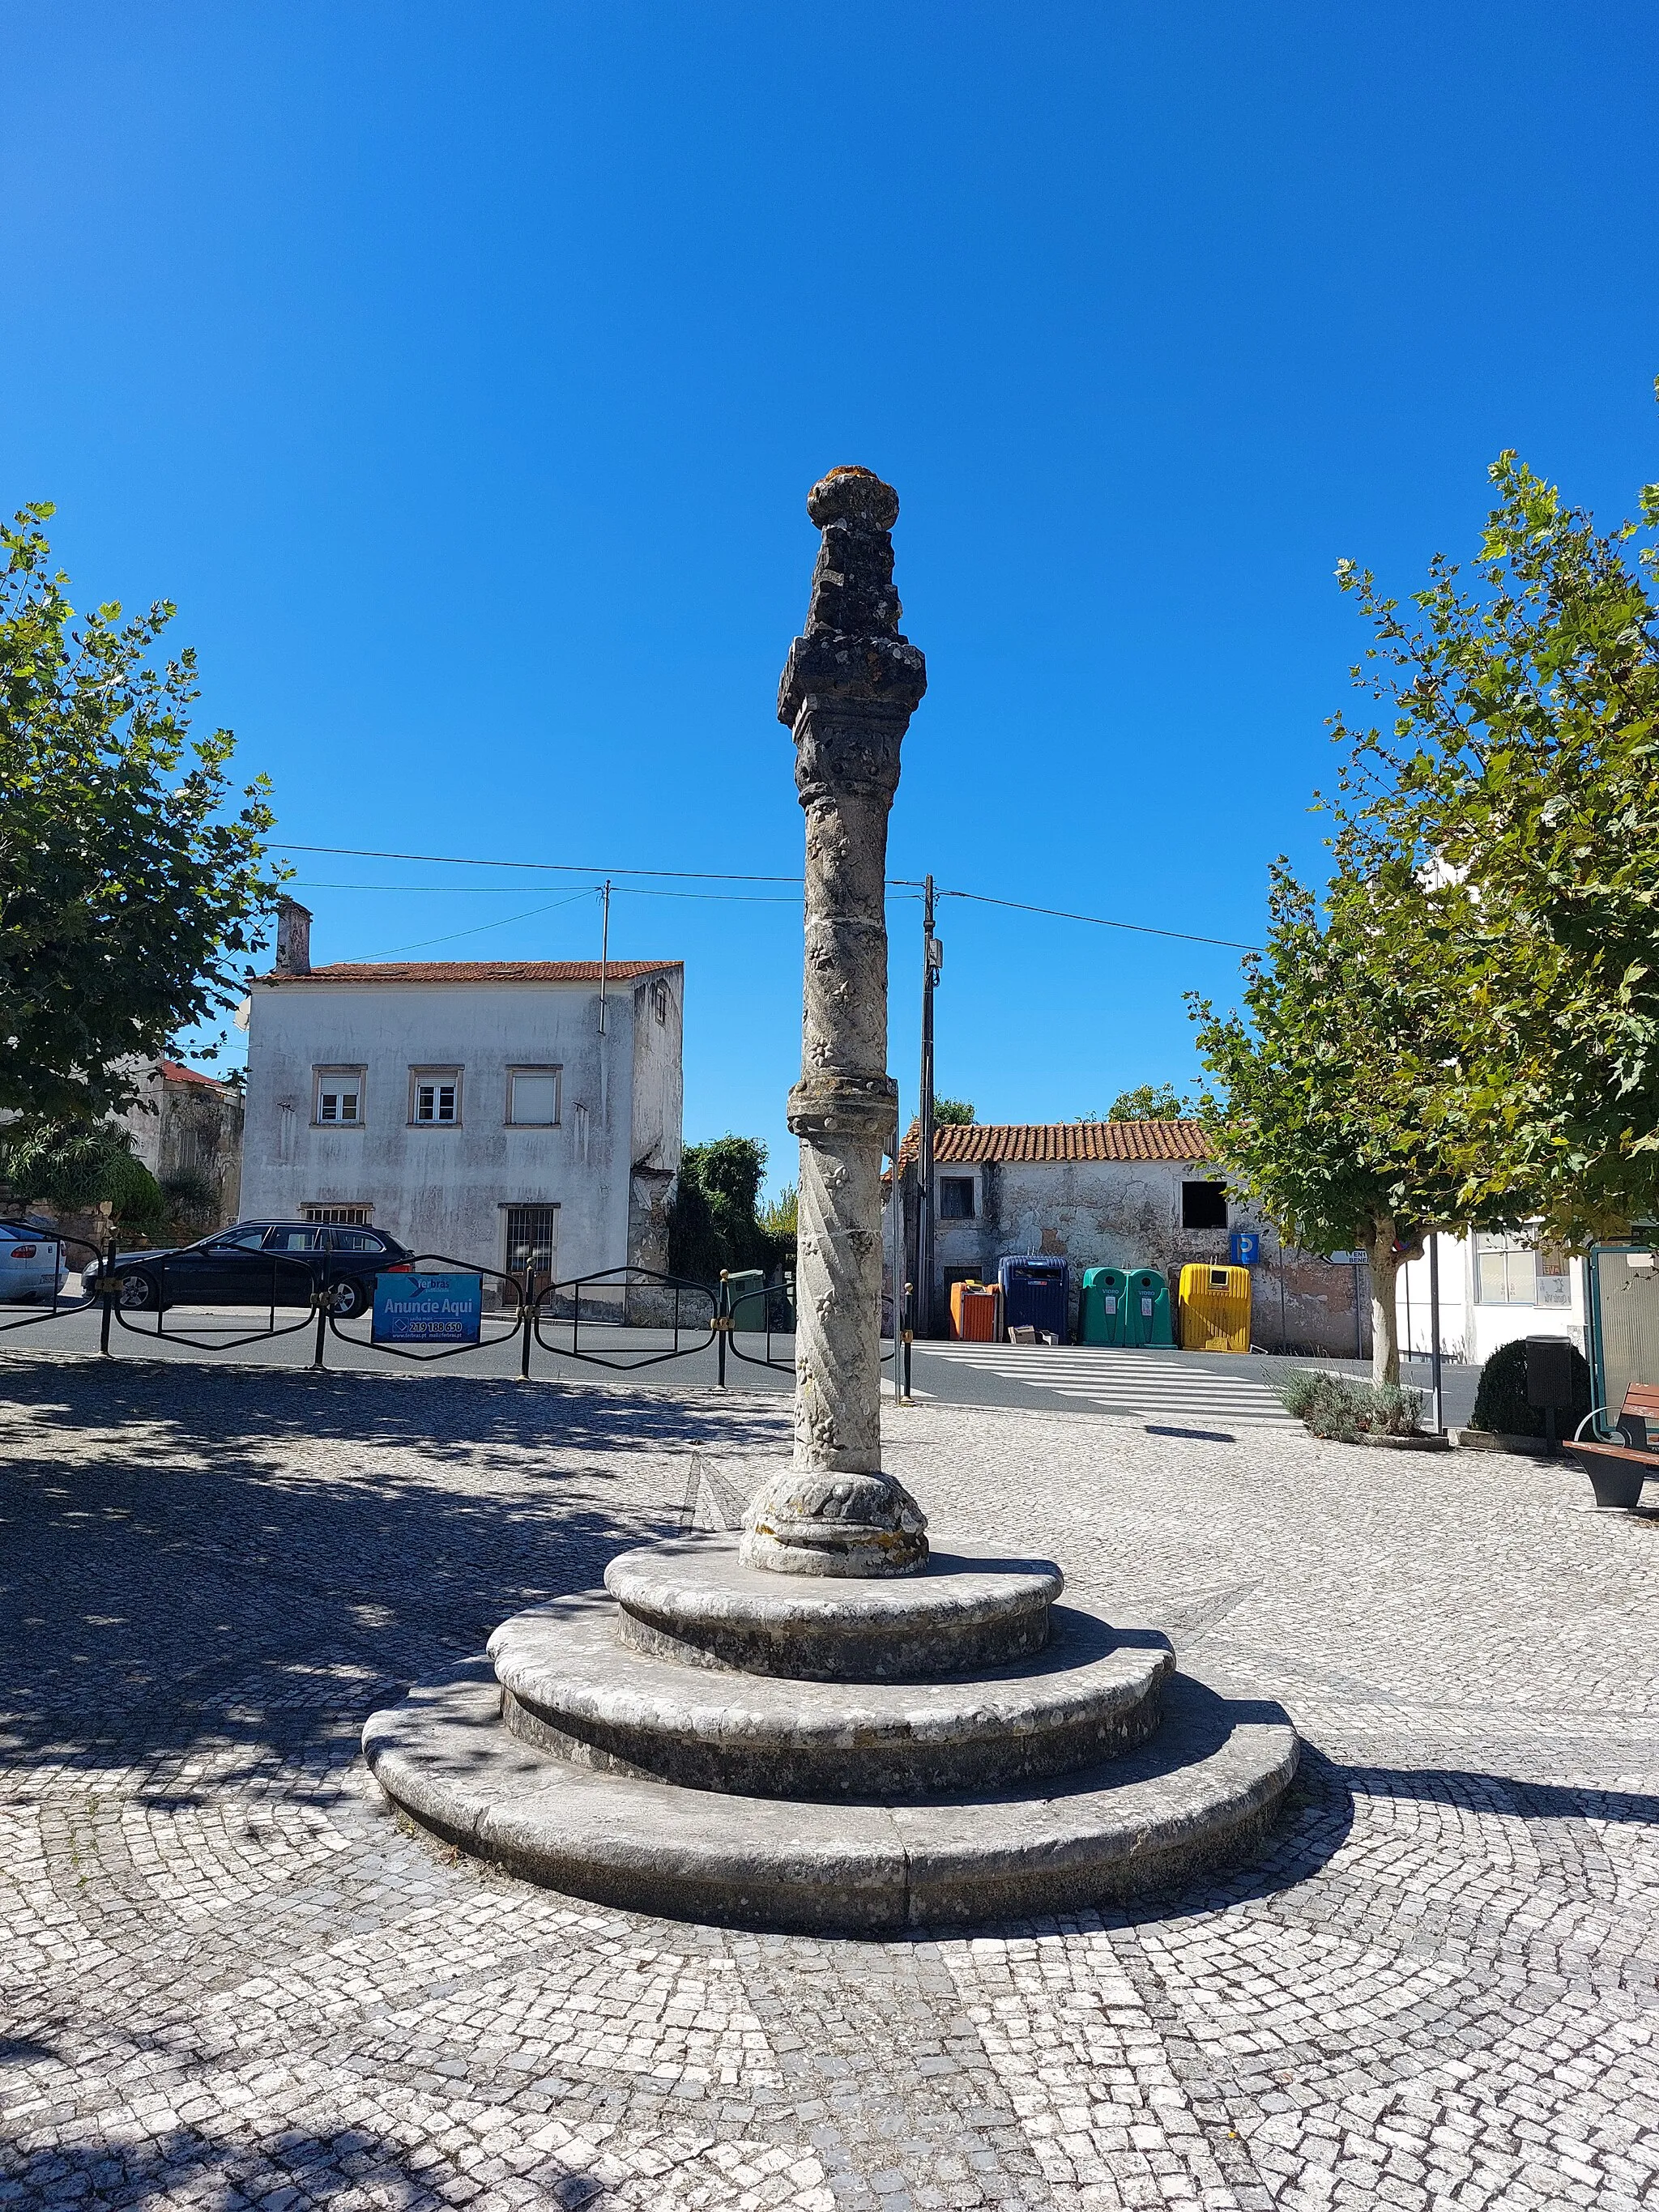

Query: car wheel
<box><xmin>329</xmin><ymin>1277</ymin><xmax>369</xmax><ymax>1319</ymax></box>
<box><xmin>119</xmin><ymin>1272</ymin><xmax>160</xmax><ymax>1311</ymax></box>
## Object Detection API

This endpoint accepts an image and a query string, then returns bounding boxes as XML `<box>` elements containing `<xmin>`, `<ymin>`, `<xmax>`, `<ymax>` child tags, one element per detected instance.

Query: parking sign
<box><xmin>1229</xmin><ymin>1231</ymin><xmax>1260</xmax><ymax>1268</ymax></box>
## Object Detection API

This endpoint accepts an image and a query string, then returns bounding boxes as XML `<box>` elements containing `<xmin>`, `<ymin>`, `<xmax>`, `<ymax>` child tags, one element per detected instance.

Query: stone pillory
<box><xmin>740</xmin><ymin>469</ymin><xmax>930</xmax><ymax>1577</ymax></box>
<box><xmin>361</xmin><ymin>467</ymin><xmax>1299</xmax><ymax>1934</ymax></box>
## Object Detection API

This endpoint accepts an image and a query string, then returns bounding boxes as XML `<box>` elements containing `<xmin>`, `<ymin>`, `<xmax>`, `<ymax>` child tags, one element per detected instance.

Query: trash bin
<box><xmin>1178</xmin><ymin>1263</ymin><xmax>1252</xmax><ymax>1352</ymax></box>
<box><xmin>998</xmin><ymin>1255</ymin><xmax>1069</xmax><ymax>1340</ymax></box>
<box><xmin>1124</xmin><ymin>1266</ymin><xmax>1174</xmax><ymax>1348</ymax></box>
<box><xmin>1081</xmin><ymin>1265</ymin><xmax>1129</xmax><ymax>1346</ymax></box>
<box><xmin>949</xmin><ymin>1280</ymin><xmax>1002</xmax><ymax>1341</ymax></box>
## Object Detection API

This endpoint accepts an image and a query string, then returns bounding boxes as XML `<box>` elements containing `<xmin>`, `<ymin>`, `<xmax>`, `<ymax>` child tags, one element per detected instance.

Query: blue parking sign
<box><xmin>1229</xmin><ymin>1231</ymin><xmax>1260</xmax><ymax>1268</ymax></box>
<box><xmin>372</xmin><ymin>1271</ymin><xmax>483</xmax><ymax>1345</ymax></box>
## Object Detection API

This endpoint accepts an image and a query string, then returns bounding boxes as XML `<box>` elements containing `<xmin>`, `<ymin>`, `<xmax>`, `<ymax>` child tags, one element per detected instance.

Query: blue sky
<box><xmin>6</xmin><ymin>4</ymin><xmax>1657</xmax><ymax>1191</ymax></box>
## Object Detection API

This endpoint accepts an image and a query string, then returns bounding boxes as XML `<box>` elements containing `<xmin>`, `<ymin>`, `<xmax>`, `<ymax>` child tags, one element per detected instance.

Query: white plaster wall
<box><xmin>241</xmin><ymin>976</ymin><xmax>680</xmax><ymax>1279</ymax></box>
<box><xmin>1396</xmin><ymin>1233</ymin><xmax>1588</xmax><ymax>1364</ymax></box>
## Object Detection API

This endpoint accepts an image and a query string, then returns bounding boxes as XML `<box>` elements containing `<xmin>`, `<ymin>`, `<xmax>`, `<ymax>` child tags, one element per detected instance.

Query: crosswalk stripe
<box><xmin>912</xmin><ymin>1343</ymin><xmax>1298</xmax><ymax>1425</ymax></box>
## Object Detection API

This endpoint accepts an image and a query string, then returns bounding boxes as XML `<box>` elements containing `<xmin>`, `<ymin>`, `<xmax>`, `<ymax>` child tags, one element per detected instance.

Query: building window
<box><xmin>1181</xmin><ymin>1181</ymin><xmax>1229</xmax><ymax>1230</ymax></box>
<box><xmin>313</xmin><ymin>1068</ymin><xmax>365</xmax><ymax>1125</ymax></box>
<box><xmin>505</xmin><ymin>1204</ymin><xmax>559</xmax><ymax>1279</ymax></box>
<box><xmin>507</xmin><ymin>1068</ymin><xmax>561</xmax><ymax>1126</ymax></box>
<box><xmin>652</xmin><ymin>978</ymin><xmax>670</xmax><ymax>1024</ymax></box>
<box><xmin>302</xmin><ymin>1203</ymin><xmax>373</xmax><ymax>1226</ymax></box>
<box><xmin>411</xmin><ymin>1069</ymin><xmax>461</xmax><ymax>1125</ymax></box>
<box><xmin>938</xmin><ymin>1175</ymin><xmax>977</xmax><ymax>1221</ymax></box>
<box><xmin>1476</xmin><ymin>1233</ymin><xmax>1572</xmax><ymax>1307</ymax></box>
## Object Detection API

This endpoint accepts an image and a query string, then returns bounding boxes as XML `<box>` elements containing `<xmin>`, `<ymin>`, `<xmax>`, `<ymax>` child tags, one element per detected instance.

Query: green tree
<box><xmin>1190</xmin><ymin>859</ymin><xmax>1504</xmax><ymax>1384</ymax></box>
<box><xmin>759</xmin><ymin>1183</ymin><xmax>799</xmax><ymax>1241</ymax></box>
<box><xmin>1331</xmin><ymin>441</ymin><xmax>1659</xmax><ymax>1245</ymax></box>
<box><xmin>0</xmin><ymin>505</ymin><xmax>284</xmax><ymax>1119</ymax></box>
<box><xmin>932</xmin><ymin>1097</ymin><xmax>975</xmax><ymax>1125</ymax></box>
<box><xmin>0</xmin><ymin>1119</ymin><xmax>164</xmax><ymax>1232</ymax></box>
<box><xmin>1106</xmin><ymin>1084</ymin><xmax>1184</xmax><ymax>1121</ymax></box>
<box><xmin>667</xmin><ymin>1136</ymin><xmax>783</xmax><ymax>1285</ymax></box>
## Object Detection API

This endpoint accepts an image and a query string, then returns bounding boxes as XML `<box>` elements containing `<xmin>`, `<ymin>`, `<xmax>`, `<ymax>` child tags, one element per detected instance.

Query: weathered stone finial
<box><xmin>740</xmin><ymin>471</ymin><xmax>930</xmax><ymax>1576</ymax></box>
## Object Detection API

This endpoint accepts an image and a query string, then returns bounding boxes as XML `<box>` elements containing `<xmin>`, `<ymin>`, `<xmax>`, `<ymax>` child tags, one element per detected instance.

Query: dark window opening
<box><xmin>938</xmin><ymin>1176</ymin><xmax>977</xmax><ymax>1220</ymax></box>
<box><xmin>1182</xmin><ymin>1181</ymin><xmax>1228</xmax><ymax>1230</ymax></box>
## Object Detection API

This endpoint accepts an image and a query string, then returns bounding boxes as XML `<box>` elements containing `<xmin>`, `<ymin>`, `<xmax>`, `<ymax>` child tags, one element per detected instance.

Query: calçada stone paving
<box><xmin>1</xmin><ymin>1348</ymin><xmax>1657</xmax><ymax>2208</ymax></box>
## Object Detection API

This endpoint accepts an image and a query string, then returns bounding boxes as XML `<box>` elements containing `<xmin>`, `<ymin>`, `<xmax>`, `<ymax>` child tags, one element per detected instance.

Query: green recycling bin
<box><xmin>1124</xmin><ymin>1266</ymin><xmax>1174</xmax><ymax>1348</ymax></box>
<box><xmin>1081</xmin><ymin>1265</ymin><xmax>1129</xmax><ymax>1345</ymax></box>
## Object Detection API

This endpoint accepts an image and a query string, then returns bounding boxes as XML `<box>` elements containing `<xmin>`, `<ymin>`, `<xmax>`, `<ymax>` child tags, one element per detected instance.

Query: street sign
<box><xmin>1229</xmin><ymin>1231</ymin><xmax>1260</xmax><ymax>1268</ymax></box>
<box><xmin>372</xmin><ymin>1271</ymin><xmax>483</xmax><ymax>1346</ymax></box>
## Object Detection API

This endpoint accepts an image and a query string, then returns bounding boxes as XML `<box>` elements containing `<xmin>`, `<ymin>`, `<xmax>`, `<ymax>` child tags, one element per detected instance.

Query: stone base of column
<box><xmin>738</xmin><ymin>1463</ymin><xmax>928</xmax><ymax>1577</ymax></box>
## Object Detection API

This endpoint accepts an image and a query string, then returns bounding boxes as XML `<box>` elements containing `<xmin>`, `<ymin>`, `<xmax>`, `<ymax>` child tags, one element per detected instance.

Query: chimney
<box><xmin>275</xmin><ymin>898</ymin><xmax>313</xmax><ymax>976</ymax></box>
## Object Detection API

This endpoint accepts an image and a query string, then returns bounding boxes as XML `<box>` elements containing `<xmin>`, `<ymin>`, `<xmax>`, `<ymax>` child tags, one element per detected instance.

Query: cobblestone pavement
<box><xmin>2</xmin><ymin>1349</ymin><xmax>1655</xmax><ymax>2212</ymax></box>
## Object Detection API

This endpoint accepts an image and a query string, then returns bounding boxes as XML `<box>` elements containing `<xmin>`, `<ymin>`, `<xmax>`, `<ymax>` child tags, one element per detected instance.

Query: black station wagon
<box><xmin>85</xmin><ymin>1221</ymin><xmax>416</xmax><ymax>1317</ymax></box>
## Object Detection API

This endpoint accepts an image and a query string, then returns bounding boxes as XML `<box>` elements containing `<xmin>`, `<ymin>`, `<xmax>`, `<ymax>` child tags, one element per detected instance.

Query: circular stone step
<box><xmin>604</xmin><ymin>1536</ymin><xmax>1062</xmax><ymax>1681</ymax></box>
<box><xmin>489</xmin><ymin>1596</ymin><xmax>1171</xmax><ymax>1798</ymax></box>
<box><xmin>363</xmin><ymin>1663</ymin><xmax>1299</xmax><ymax>1934</ymax></box>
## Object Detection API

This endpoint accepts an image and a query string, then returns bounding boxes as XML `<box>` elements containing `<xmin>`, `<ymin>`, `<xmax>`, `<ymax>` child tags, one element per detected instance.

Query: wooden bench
<box><xmin>1566</xmin><ymin>1383</ymin><xmax>1659</xmax><ymax>1508</ymax></box>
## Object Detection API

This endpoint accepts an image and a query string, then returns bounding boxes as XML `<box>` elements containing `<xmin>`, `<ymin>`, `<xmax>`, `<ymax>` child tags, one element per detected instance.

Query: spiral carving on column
<box><xmin>740</xmin><ymin>469</ymin><xmax>930</xmax><ymax>1579</ymax></box>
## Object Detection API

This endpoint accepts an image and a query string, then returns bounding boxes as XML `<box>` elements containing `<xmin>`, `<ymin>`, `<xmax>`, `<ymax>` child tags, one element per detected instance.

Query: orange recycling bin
<box><xmin>1178</xmin><ymin>1263</ymin><xmax>1252</xmax><ymax>1353</ymax></box>
<box><xmin>949</xmin><ymin>1281</ymin><xmax>1002</xmax><ymax>1341</ymax></box>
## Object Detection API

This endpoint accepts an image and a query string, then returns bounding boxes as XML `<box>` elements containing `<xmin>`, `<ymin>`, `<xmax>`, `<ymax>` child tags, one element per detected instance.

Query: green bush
<box><xmin>0</xmin><ymin>1118</ymin><xmax>164</xmax><ymax>1228</ymax></box>
<box><xmin>1277</xmin><ymin>1368</ymin><xmax>1424</xmax><ymax>1441</ymax></box>
<box><xmin>1469</xmin><ymin>1337</ymin><xmax>1592</xmax><ymax>1438</ymax></box>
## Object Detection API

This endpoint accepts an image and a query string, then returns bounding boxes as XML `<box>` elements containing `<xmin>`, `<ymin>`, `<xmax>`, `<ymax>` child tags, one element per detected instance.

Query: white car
<box><xmin>0</xmin><ymin>1220</ymin><xmax>72</xmax><ymax>1305</ymax></box>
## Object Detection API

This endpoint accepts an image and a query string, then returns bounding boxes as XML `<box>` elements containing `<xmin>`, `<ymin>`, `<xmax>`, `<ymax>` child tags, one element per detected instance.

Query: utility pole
<box><xmin>1428</xmin><ymin>1231</ymin><xmax>1444</xmax><ymax>1435</ymax></box>
<box><xmin>598</xmin><ymin>879</ymin><xmax>612</xmax><ymax>1037</ymax></box>
<box><xmin>915</xmin><ymin>874</ymin><xmax>940</xmax><ymax>1339</ymax></box>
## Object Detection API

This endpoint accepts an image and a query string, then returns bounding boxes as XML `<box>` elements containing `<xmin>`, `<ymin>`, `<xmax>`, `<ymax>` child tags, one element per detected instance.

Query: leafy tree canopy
<box><xmin>667</xmin><ymin>1136</ymin><xmax>786</xmax><ymax>1285</ymax></box>
<box><xmin>0</xmin><ymin>505</ymin><xmax>284</xmax><ymax>1119</ymax></box>
<box><xmin>932</xmin><ymin>1097</ymin><xmax>975</xmax><ymax>1126</ymax></box>
<box><xmin>0</xmin><ymin>1118</ymin><xmax>164</xmax><ymax>1230</ymax></box>
<box><xmin>1330</xmin><ymin>441</ymin><xmax>1659</xmax><ymax>1245</ymax></box>
<box><xmin>1190</xmin><ymin>419</ymin><xmax>1659</xmax><ymax>1379</ymax></box>
<box><xmin>1106</xmin><ymin>1084</ymin><xmax>1184</xmax><ymax>1121</ymax></box>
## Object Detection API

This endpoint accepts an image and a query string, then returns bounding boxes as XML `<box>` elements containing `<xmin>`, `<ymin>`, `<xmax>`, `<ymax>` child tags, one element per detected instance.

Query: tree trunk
<box><xmin>1365</xmin><ymin>1221</ymin><xmax>1401</xmax><ymax>1387</ymax></box>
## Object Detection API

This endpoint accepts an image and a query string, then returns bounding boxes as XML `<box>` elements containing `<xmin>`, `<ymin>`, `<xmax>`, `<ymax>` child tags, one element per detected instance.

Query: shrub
<box><xmin>0</xmin><ymin>1118</ymin><xmax>164</xmax><ymax>1228</ymax></box>
<box><xmin>1277</xmin><ymin>1368</ymin><xmax>1425</xmax><ymax>1441</ymax></box>
<box><xmin>1469</xmin><ymin>1338</ymin><xmax>1592</xmax><ymax>1438</ymax></box>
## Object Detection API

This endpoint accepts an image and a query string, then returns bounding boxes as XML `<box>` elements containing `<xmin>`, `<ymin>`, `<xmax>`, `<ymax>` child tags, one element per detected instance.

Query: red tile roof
<box><xmin>257</xmin><ymin>961</ymin><xmax>680</xmax><ymax>986</ymax></box>
<box><xmin>897</xmin><ymin>1119</ymin><xmax>1211</xmax><ymax>1168</ymax></box>
<box><xmin>155</xmin><ymin>1059</ymin><xmax>227</xmax><ymax>1089</ymax></box>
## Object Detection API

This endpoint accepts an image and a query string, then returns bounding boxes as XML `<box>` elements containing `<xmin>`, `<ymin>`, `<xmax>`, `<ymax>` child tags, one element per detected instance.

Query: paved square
<box><xmin>1</xmin><ymin>1350</ymin><xmax>1655</xmax><ymax>2210</ymax></box>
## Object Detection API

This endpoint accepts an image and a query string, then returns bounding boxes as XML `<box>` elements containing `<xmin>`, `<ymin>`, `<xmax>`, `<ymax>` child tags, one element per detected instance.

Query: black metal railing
<box><xmin>532</xmin><ymin>1264</ymin><xmax>719</xmax><ymax>1371</ymax></box>
<box><xmin>0</xmin><ymin>1230</ymin><xmax>103</xmax><ymax>1333</ymax></box>
<box><xmin>109</xmin><ymin>1247</ymin><xmax>321</xmax><ymax>1353</ymax></box>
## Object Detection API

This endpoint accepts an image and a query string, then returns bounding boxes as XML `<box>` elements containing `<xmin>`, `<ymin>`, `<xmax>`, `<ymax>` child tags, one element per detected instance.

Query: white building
<box><xmin>1393</xmin><ymin>1230</ymin><xmax>1588</xmax><ymax>1366</ymax></box>
<box><xmin>240</xmin><ymin>902</ymin><xmax>683</xmax><ymax>1288</ymax></box>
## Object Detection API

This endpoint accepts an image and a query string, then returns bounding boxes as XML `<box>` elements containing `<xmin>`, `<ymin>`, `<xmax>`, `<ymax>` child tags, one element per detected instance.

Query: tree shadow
<box><xmin>0</xmin><ymin>1353</ymin><xmax>787</xmax><ymax>1777</ymax></box>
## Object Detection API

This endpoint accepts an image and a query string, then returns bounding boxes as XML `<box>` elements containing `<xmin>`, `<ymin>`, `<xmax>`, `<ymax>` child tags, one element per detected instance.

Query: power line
<box><xmin>939</xmin><ymin>887</ymin><xmax>1260</xmax><ymax>953</ymax></box>
<box><xmin>273</xmin><ymin>842</ymin><xmax>1254</xmax><ymax>949</ymax></box>
<box><xmin>272</xmin><ymin>842</ymin><xmax>802</xmax><ymax>885</ymax></box>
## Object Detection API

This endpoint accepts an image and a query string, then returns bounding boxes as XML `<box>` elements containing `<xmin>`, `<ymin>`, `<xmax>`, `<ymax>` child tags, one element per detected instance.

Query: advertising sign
<box><xmin>372</xmin><ymin>1271</ymin><xmax>483</xmax><ymax>1346</ymax></box>
<box><xmin>1228</xmin><ymin>1231</ymin><xmax>1260</xmax><ymax>1268</ymax></box>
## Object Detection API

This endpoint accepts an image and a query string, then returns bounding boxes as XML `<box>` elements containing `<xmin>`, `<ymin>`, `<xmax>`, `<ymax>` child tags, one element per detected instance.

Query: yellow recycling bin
<box><xmin>1178</xmin><ymin>1263</ymin><xmax>1252</xmax><ymax>1353</ymax></box>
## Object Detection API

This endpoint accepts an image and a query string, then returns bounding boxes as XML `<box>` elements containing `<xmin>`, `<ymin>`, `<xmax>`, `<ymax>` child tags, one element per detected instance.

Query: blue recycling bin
<box><xmin>1081</xmin><ymin>1265</ymin><xmax>1129</xmax><ymax>1345</ymax></box>
<box><xmin>998</xmin><ymin>1255</ymin><xmax>1070</xmax><ymax>1340</ymax></box>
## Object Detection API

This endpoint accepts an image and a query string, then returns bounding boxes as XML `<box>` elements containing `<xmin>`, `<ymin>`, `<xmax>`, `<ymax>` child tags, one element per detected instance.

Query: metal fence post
<box><xmin>313</xmin><ymin>1296</ymin><xmax>328</xmax><ymax>1370</ymax></box>
<box><xmin>717</xmin><ymin>1269</ymin><xmax>729</xmax><ymax>1388</ymax></box>
<box><xmin>97</xmin><ymin>1232</ymin><xmax>117</xmax><ymax>1356</ymax></box>
<box><xmin>900</xmin><ymin>1281</ymin><xmax>914</xmax><ymax>1403</ymax></box>
<box><xmin>520</xmin><ymin>1264</ymin><xmax>535</xmax><ymax>1379</ymax></box>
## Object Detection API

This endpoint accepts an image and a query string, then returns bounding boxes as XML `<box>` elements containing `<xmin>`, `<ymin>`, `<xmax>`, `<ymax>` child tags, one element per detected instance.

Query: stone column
<box><xmin>740</xmin><ymin>467</ymin><xmax>930</xmax><ymax>1577</ymax></box>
